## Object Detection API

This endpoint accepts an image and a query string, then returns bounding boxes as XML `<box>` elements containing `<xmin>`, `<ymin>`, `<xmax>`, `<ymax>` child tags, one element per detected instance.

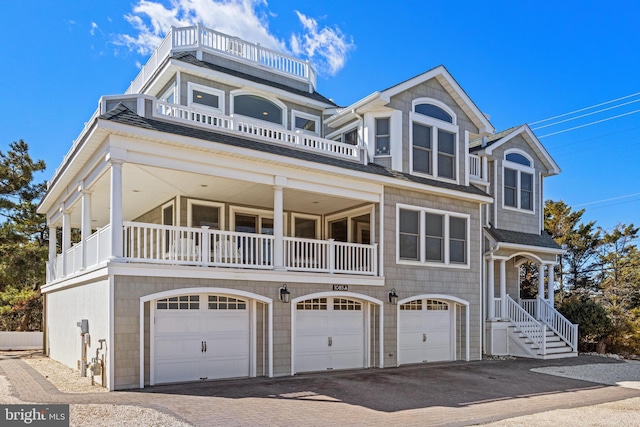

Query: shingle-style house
<box><xmin>37</xmin><ymin>25</ymin><xmax>577</xmax><ymax>390</ymax></box>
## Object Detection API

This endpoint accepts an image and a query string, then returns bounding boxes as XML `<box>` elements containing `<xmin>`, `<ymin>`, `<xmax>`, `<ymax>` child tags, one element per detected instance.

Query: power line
<box><xmin>574</xmin><ymin>192</ymin><xmax>640</xmax><ymax>208</ymax></box>
<box><xmin>538</xmin><ymin>109</ymin><xmax>640</xmax><ymax>138</ymax></box>
<box><xmin>529</xmin><ymin>90</ymin><xmax>640</xmax><ymax>126</ymax></box>
<box><xmin>531</xmin><ymin>98</ymin><xmax>640</xmax><ymax>131</ymax></box>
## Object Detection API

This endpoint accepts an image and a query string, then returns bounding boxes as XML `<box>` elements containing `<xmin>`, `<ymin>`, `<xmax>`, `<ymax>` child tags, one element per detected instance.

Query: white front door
<box><xmin>154</xmin><ymin>294</ymin><xmax>250</xmax><ymax>384</ymax></box>
<box><xmin>399</xmin><ymin>299</ymin><xmax>453</xmax><ymax>364</ymax></box>
<box><xmin>295</xmin><ymin>297</ymin><xmax>365</xmax><ymax>373</ymax></box>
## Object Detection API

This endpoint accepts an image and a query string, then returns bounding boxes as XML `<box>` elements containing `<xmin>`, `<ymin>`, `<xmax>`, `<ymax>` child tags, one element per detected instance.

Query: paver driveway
<box><xmin>1</xmin><ymin>354</ymin><xmax>639</xmax><ymax>426</ymax></box>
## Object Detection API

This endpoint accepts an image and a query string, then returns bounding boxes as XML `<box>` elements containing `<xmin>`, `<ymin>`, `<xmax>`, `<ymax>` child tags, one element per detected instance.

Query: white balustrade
<box><xmin>538</xmin><ymin>297</ymin><xmax>578</xmax><ymax>352</ymax></box>
<box><xmin>126</xmin><ymin>25</ymin><xmax>315</xmax><ymax>96</ymax></box>
<box><xmin>519</xmin><ymin>299</ymin><xmax>537</xmax><ymax>316</ymax></box>
<box><xmin>469</xmin><ymin>154</ymin><xmax>485</xmax><ymax>180</ymax></box>
<box><xmin>493</xmin><ymin>297</ymin><xmax>502</xmax><ymax>319</ymax></box>
<box><xmin>154</xmin><ymin>100</ymin><xmax>361</xmax><ymax>162</ymax></box>
<box><xmin>506</xmin><ymin>295</ymin><xmax>546</xmax><ymax>355</ymax></box>
<box><xmin>46</xmin><ymin>222</ymin><xmax>378</xmax><ymax>283</ymax></box>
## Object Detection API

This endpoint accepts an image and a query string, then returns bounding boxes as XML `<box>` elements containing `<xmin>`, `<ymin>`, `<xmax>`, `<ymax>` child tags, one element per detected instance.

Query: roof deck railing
<box><xmin>126</xmin><ymin>24</ymin><xmax>316</xmax><ymax>95</ymax></box>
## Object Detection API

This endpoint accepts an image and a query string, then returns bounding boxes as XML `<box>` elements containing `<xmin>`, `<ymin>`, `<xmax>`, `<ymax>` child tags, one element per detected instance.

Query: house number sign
<box><xmin>333</xmin><ymin>284</ymin><xmax>348</xmax><ymax>291</ymax></box>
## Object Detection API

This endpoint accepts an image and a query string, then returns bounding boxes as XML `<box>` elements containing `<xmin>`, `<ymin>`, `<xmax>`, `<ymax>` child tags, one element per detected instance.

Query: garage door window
<box><xmin>400</xmin><ymin>300</ymin><xmax>422</xmax><ymax>310</ymax></box>
<box><xmin>296</xmin><ymin>298</ymin><xmax>328</xmax><ymax>310</ymax></box>
<box><xmin>156</xmin><ymin>295</ymin><xmax>200</xmax><ymax>310</ymax></box>
<box><xmin>208</xmin><ymin>295</ymin><xmax>247</xmax><ymax>310</ymax></box>
<box><xmin>426</xmin><ymin>300</ymin><xmax>448</xmax><ymax>310</ymax></box>
<box><xmin>333</xmin><ymin>298</ymin><xmax>362</xmax><ymax>311</ymax></box>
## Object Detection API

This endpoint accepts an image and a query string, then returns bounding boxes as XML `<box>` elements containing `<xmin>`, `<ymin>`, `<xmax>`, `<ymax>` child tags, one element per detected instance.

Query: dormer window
<box><xmin>292</xmin><ymin>110</ymin><xmax>320</xmax><ymax>135</ymax></box>
<box><xmin>410</xmin><ymin>99</ymin><xmax>458</xmax><ymax>182</ymax></box>
<box><xmin>503</xmin><ymin>150</ymin><xmax>534</xmax><ymax>212</ymax></box>
<box><xmin>233</xmin><ymin>93</ymin><xmax>284</xmax><ymax>126</ymax></box>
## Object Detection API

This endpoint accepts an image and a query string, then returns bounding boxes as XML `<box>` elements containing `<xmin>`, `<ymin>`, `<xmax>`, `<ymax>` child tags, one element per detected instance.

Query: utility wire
<box><xmin>538</xmin><ymin>109</ymin><xmax>640</xmax><ymax>138</ymax></box>
<box><xmin>531</xmin><ymin>98</ymin><xmax>640</xmax><ymax>131</ymax></box>
<box><xmin>529</xmin><ymin>90</ymin><xmax>640</xmax><ymax>125</ymax></box>
<box><xmin>574</xmin><ymin>192</ymin><xmax>640</xmax><ymax>208</ymax></box>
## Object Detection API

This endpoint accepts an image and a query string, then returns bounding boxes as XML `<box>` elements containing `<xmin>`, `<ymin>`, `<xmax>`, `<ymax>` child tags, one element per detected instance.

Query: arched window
<box><xmin>414</xmin><ymin>103</ymin><xmax>453</xmax><ymax>123</ymax></box>
<box><xmin>503</xmin><ymin>150</ymin><xmax>535</xmax><ymax>211</ymax></box>
<box><xmin>233</xmin><ymin>94</ymin><xmax>283</xmax><ymax>125</ymax></box>
<box><xmin>410</xmin><ymin>99</ymin><xmax>458</xmax><ymax>181</ymax></box>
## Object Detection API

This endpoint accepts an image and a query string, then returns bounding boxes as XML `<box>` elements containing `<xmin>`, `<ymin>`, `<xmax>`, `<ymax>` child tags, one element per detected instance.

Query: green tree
<box><xmin>0</xmin><ymin>140</ymin><xmax>47</xmax><ymax>331</ymax></box>
<box><xmin>557</xmin><ymin>295</ymin><xmax>612</xmax><ymax>352</ymax></box>
<box><xmin>596</xmin><ymin>224</ymin><xmax>640</xmax><ymax>354</ymax></box>
<box><xmin>544</xmin><ymin>200</ymin><xmax>601</xmax><ymax>297</ymax></box>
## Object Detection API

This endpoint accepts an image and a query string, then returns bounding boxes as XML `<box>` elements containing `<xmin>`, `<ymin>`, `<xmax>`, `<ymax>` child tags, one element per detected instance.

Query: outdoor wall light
<box><xmin>279</xmin><ymin>284</ymin><xmax>291</xmax><ymax>303</ymax></box>
<box><xmin>388</xmin><ymin>288</ymin><xmax>398</xmax><ymax>305</ymax></box>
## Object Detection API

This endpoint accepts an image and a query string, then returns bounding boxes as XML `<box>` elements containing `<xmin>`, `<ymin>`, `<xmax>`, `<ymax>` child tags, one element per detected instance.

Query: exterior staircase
<box><xmin>505</xmin><ymin>296</ymin><xmax>578</xmax><ymax>359</ymax></box>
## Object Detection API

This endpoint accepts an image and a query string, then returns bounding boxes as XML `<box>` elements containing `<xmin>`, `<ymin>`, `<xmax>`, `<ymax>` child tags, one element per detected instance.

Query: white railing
<box><xmin>538</xmin><ymin>297</ymin><xmax>578</xmax><ymax>352</ymax></box>
<box><xmin>493</xmin><ymin>297</ymin><xmax>502</xmax><ymax>318</ymax></box>
<box><xmin>47</xmin><ymin>222</ymin><xmax>378</xmax><ymax>282</ymax></box>
<box><xmin>155</xmin><ymin>100</ymin><xmax>361</xmax><ymax>162</ymax></box>
<box><xmin>124</xmin><ymin>222</ymin><xmax>377</xmax><ymax>275</ymax></box>
<box><xmin>506</xmin><ymin>295</ymin><xmax>546</xmax><ymax>355</ymax></box>
<box><xmin>283</xmin><ymin>238</ymin><xmax>377</xmax><ymax>276</ymax></box>
<box><xmin>49</xmin><ymin>225</ymin><xmax>112</xmax><ymax>282</ymax></box>
<box><xmin>126</xmin><ymin>25</ymin><xmax>316</xmax><ymax>96</ymax></box>
<box><xmin>519</xmin><ymin>299</ymin><xmax>537</xmax><ymax>316</ymax></box>
<box><xmin>469</xmin><ymin>154</ymin><xmax>486</xmax><ymax>180</ymax></box>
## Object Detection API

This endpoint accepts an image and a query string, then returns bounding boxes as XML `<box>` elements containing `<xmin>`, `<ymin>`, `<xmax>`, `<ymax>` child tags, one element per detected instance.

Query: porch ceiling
<box><xmin>70</xmin><ymin>164</ymin><xmax>370</xmax><ymax>228</ymax></box>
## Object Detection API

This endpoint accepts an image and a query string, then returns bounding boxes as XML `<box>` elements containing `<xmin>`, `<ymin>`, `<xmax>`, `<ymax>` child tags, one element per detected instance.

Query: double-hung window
<box><xmin>503</xmin><ymin>151</ymin><xmax>535</xmax><ymax>212</ymax></box>
<box><xmin>397</xmin><ymin>204</ymin><xmax>469</xmax><ymax>267</ymax></box>
<box><xmin>375</xmin><ymin>117</ymin><xmax>390</xmax><ymax>156</ymax></box>
<box><xmin>411</xmin><ymin>99</ymin><xmax>458</xmax><ymax>181</ymax></box>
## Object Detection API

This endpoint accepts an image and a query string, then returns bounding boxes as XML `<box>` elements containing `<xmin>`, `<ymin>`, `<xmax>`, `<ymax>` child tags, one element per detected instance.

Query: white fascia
<box><xmin>483</xmin><ymin>125</ymin><xmax>561</xmax><ymax>175</ymax></box>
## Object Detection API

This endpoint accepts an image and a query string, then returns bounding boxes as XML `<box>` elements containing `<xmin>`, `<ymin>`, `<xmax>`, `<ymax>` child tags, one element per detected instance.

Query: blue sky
<box><xmin>2</xmin><ymin>1</ymin><xmax>639</xmax><ymax>232</ymax></box>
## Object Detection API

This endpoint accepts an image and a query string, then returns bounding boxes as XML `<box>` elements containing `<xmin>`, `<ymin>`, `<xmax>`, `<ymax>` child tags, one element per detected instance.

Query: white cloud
<box><xmin>90</xmin><ymin>22</ymin><xmax>100</xmax><ymax>36</ymax></box>
<box><xmin>115</xmin><ymin>0</ymin><xmax>354</xmax><ymax>76</ymax></box>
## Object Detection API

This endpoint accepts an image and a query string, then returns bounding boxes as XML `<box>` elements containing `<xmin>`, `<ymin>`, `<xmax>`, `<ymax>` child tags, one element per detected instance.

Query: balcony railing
<box><xmin>154</xmin><ymin>100</ymin><xmax>362</xmax><ymax>162</ymax></box>
<box><xmin>469</xmin><ymin>154</ymin><xmax>487</xmax><ymax>181</ymax></box>
<box><xmin>126</xmin><ymin>24</ymin><xmax>316</xmax><ymax>95</ymax></box>
<box><xmin>46</xmin><ymin>222</ymin><xmax>378</xmax><ymax>282</ymax></box>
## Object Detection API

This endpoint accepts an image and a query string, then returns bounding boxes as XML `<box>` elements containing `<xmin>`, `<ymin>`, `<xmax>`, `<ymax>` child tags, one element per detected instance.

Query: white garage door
<box><xmin>295</xmin><ymin>297</ymin><xmax>365</xmax><ymax>373</ymax></box>
<box><xmin>154</xmin><ymin>295</ymin><xmax>250</xmax><ymax>384</ymax></box>
<box><xmin>399</xmin><ymin>299</ymin><xmax>453</xmax><ymax>364</ymax></box>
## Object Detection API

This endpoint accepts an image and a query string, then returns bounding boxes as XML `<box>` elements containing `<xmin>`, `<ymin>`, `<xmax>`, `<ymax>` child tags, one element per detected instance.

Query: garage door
<box><xmin>398</xmin><ymin>299</ymin><xmax>453</xmax><ymax>364</ymax></box>
<box><xmin>295</xmin><ymin>297</ymin><xmax>365</xmax><ymax>373</ymax></box>
<box><xmin>154</xmin><ymin>295</ymin><xmax>250</xmax><ymax>384</ymax></box>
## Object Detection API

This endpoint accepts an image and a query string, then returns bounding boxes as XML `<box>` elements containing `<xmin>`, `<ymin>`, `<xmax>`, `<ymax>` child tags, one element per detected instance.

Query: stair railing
<box><xmin>506</xmin><ymin>295</ymin><xmax>546</xmax><ymax>355</ymax></box>
<box><xmin>538</xmin><ymin>297</ymin><xmax>578</xmax><ymax>352</ymax></box>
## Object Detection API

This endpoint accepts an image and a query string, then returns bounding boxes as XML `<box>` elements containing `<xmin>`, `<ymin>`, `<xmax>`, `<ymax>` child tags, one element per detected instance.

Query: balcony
<box><xmin>126</xmin><ymin>24</ymin><xmax>316</xmax><ymax>96</ymax></box>
<box><xmin>47</xmin><ymin>222</ymin><xmax>378</xmax><ymax>282</ymax></box>
<box><xmin>469</xmin><ymin>154</ymin><xmax>487</xmax><ymax>182</ymax></box>
<box><xmin>153</xmin><ymin>99</ymin><xmax>364</xmax><ymax>163</ymax></box>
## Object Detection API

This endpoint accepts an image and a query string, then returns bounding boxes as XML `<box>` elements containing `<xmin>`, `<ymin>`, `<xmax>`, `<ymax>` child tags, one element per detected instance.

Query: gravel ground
<box><xmin>0</xmin><ymin>353</ymin><xmax>191</xmax><ymax>427</ymax></box>
<box><xmin>478</xmin><ymin>359</ymin><xmax>640</xmax><ymax>426</ymax></box>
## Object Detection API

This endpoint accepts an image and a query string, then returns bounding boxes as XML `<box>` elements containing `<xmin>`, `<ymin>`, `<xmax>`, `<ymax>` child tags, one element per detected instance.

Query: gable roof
<box><xmin>326</xmin><ymin>65</ymin><xmax>494</xmax><ymax>134</ymax></box>
<box><xmin>470</xmin><ymin>124</ymin><xmax>561</xmax><ymax>176</ymax></box>
<box><xmin>485</xmin><ymin>227</ymin><xmax>562</xmax><ymax>251</ymax></box>
<box><xmin>380</xmin><ymin>65</ymin><xmax>494</xmax><ymax>134</ymax></box>
<box><xmin>101</xmin><ymin>104</ymin><xmax>491</xmax><ymax>200</ymax></box>
<box><xmin>172</xmin><ymin>52</ymin><xmax>338</xmax><ymax>107</ymax></box>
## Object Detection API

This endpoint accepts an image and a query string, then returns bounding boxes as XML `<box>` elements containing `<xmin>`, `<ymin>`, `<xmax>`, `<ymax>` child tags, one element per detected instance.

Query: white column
<box><xmin>547</xmin><ymin>264</ymin><xmax>555</xmax><ymax>308</ymax></box>
<box><xmin>499</xmin><ymin>259</ymin><xmax>507</xmax><ymax>319</ymax></box>
<box><xmin>536</xmin><ymin>263</ymin><xmax>545</xmax><ymax>319</ymax></box>
<box><xmin>487</xmin><ymin>258</ymin><xmax>495</xmax><ymax>319</ymax></box>
<box><xmin>80</xmin><ymin>185</ymin><xmax>92</xmax><ymax>270</ymax></box>
<box><xmin>48</xmin><ymin>225</ymin><xmax>57</xmax><ymax>280</ymax></box>
<box><xmin>110</xmin><ymin>160</ymin><xmax>124</xmax><ymax>259</ymax></box>
<box><xmin>61</xmin><ymin>209</ymin><xmax>71</xmax><ymax>276</ymax></box>
<box><xmin>273</xmin><ymin>176</ymin><xmax>287</xmax><ymax>271</ymax></box>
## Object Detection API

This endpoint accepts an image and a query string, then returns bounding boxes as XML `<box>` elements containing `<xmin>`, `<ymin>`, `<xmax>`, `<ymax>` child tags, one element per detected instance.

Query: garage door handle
<box><xmin>201</xmin><ymin>341</ymin><xmax>204</xmax><ymax>352</ymax></box>
<box><xmin>328</xmin><ymin>337</ymin><xmax>332</xmax><ymax>347</ymax></box>
<box><xmin>423</xmin><ymin>333</ymin><xmax>427</xmax><ymax>342</ymax></box>
<box><xmin>204</xmin><ymin>341</ymin><xmax>207</xmax><ymax>352</ymax></box>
